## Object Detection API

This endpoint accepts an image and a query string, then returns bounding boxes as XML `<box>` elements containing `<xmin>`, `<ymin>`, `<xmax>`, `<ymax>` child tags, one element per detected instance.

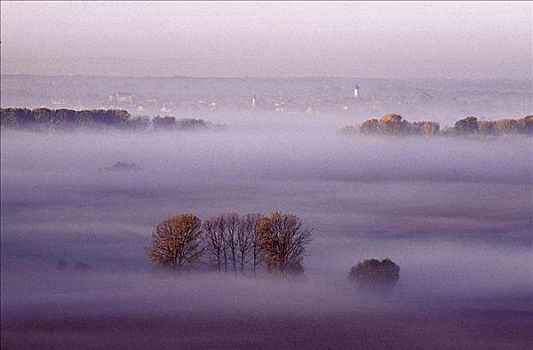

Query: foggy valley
<box><xmin>1</xmin><ymin>1</ymin><xmax>532</xmax><ymax>349</ymax></box>
<box><xmin>1</xmin><ymin>110</ymin><xmax>532</xmax><ymax>348</ymax></box>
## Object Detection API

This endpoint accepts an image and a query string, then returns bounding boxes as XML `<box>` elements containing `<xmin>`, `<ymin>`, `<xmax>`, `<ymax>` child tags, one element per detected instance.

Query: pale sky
<box><xmin>1</xmin><ymin>1</ymin><xmax>532</xmax><ymax>79</ymax></box>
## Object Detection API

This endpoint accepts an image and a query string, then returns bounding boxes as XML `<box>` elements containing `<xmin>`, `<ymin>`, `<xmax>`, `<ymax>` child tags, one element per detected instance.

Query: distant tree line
<box><xmin>450</xmin><ymin>115</ymin><xmax>533</xmax><ymax>135</ymax></box>
<box><xmin>0</xmin><ymin>108</ymin><xmax>130</xmax><ymax>128</ymax></box>
<box><xmin>0</xmin><ymin>107</ymin><xmax>222</xmax><ymax>131</ymax></box>
<box><xmin>340</xmin><ymin>114</ymin><xmax>532</xmax><ymax>136</ymax></box>
<box><xmin>147</xmin><ymin>212</ymin><xmax>312</xmax><ymax>276</ymax></box>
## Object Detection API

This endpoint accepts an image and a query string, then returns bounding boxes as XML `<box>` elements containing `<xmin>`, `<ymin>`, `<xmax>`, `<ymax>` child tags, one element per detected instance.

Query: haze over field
<box><xmin>2</xmin><ymin>120</ymin><xmax>532</xmax><ymax>348</ymax></box>
<box><xmin>1</xmin><ymin>1</ymin><xmax>532</xmax><ymax>349</ymax></box>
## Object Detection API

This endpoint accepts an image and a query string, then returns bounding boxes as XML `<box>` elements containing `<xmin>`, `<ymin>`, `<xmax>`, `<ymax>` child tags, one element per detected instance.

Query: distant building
<box><xmin>110</xmin><ymin>92</ymin><xmax>134</xmax><ymax>103</ymax></box>
<box><xmin>353</xmin><ymin>85</ymin><xmax>359</xmax><ymax>98</ymax></box>
<box><xmin>252</xmin><ymin>95</ymin><xmax>257</xmax><ymax>108</ymax></box>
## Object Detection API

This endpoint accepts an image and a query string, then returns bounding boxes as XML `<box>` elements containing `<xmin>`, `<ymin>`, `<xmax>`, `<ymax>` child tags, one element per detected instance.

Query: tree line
<box><xmin>0</xmin><ymin>107</ymin><xmax>219</xmax><ymax>131</ymax></box>
<box><xmin>147</xmin><ymin>212</ymin><xmax>313</xmax><ymax>275</ymax></box>
<box><xmin>340</xmin><ymin>114</ymin><xmax>532</xmax><ymax>136</ymax></box>
<box><xmin>0</xmin><ymin>108</ymin><xmax>130</xmax><ymax>128</ymax></box>
<box><xmin>451</xmin><ymin>116</ymin><xmax>532</xmax><ymax>135</ymax></box>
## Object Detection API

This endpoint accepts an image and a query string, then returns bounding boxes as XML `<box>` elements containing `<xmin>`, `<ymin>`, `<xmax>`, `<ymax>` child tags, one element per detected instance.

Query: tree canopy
<box><xmin>147</xmin><ymin>214</ymin><xmax>204</xmax><ymax>270</ymax></box>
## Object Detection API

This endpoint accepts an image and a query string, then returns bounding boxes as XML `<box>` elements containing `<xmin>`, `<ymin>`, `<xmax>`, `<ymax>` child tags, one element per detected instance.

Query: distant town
<box><xmin>1</xmin><ymin>75</ymin><xmax>530</xmax><ymax>125</ymax></box>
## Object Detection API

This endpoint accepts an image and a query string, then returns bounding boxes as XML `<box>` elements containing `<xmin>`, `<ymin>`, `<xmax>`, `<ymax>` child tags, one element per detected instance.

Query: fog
<box><xmin>2</xmin><ymin>0</ymin><xmax>532</xmax><ymax>346</ymax></box>
<box><xmin>1</xmin><ymin>111</ymin><xmax>532</xmax><ymax>348</ymax></box>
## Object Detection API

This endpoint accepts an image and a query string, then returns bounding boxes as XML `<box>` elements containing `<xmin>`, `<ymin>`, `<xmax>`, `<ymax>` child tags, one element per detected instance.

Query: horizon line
<box><xmin>1</xmin><ymin>73</ymin><xmax>530</xmax><ymax>83</ymax></box>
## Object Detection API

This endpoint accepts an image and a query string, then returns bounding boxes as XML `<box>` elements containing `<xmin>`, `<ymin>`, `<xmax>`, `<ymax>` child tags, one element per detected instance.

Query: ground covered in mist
<box><xmin>1</xmin><ymin>113</ymin><xmax>532</xmax><ymax>349</ymax></box>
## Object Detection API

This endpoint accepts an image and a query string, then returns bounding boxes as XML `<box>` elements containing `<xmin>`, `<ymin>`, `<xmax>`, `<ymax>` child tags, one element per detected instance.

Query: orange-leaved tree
<box><xmin>257</xmin><ymin>212</ymin><xmax>312</xmax><ymax>275</ymax></box>
<box><xmin>148</xmin><ymin>214</ymin><xmax>204</xmax><ymax>270</ymax></box>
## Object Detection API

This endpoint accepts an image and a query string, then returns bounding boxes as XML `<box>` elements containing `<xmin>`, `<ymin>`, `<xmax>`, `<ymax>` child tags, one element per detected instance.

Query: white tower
<box><xmin>353</xmin><ymin>85</ymin><xmax>359</xmax><ymax>98</ymax></box>
<box><xmin>252</xmin><ymin>95</ymin><xmax>257</xmax><ymax>108</ymax></box>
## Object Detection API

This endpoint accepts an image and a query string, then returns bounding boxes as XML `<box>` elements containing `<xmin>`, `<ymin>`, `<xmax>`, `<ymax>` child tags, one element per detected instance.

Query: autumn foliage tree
<box><xmin>147</xmin><ymin>214</ymin><xmax>204</xmax><ymax>270</ymax></box>
<box><xmin>349</xmin><ymin>113</ymin><xmax>532</xmax><ymax>136</ymax></box>
<box><xmin>356</xmin><ymin>114</ymin><xmax>440</xmax><ymax>136</ymax></box>
<box><xmin>257</xmin><ymin>212</ymin><xmax>313</xmax><ymax>275</ymax></box>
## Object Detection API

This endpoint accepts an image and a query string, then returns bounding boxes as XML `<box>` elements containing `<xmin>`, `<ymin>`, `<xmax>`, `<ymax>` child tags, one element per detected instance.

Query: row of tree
<box><xmin>451</xmin><ymin>115</ymin><xmax>532</xmax><ymax>135</ymax></box>
<box><xmin>147</xmin><ymin>212</ymin><xmax>313</xmax><ymax>275</ymax></box>
<box><xmin>0</xmin><ymin>108</ymin><xmax>130</xmax><ymax>128</ymax></box>
<box><xmin>340</xmin><ymin>114</ymin><xmax>532</xmax><ymax>136</ymax></box>
<box><xmin>0</xmin><ymin>107</ymin><xmax>218</xmax><ymax>131</ymax></box>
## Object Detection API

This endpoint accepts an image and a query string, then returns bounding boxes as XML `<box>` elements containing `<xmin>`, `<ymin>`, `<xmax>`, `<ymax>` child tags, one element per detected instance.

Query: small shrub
<box><xmin>349</xmin><ymin>258</ymin><xmax>400</xmax><ymax>286</ymax></box>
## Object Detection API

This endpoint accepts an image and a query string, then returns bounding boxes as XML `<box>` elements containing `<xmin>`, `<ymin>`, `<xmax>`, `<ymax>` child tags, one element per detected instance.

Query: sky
<box><xmin>1</xmin><ymin>1</ymin><xmax>532</xmax><ymax>79</ymax></box>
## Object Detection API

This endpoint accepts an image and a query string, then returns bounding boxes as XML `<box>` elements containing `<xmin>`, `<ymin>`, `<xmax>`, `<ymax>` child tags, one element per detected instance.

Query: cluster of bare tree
<box><xmin>147</xmin><ymin>212</ymin><xmax>312</xmax><ymax>275</ymax></box>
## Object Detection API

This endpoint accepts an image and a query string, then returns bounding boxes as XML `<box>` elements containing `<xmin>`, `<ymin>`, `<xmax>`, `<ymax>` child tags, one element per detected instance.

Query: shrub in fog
<box><xmin>147</xmin><ymin>214</ymin><xmax>204</xmax><ymax>270</ymax></box>
<box><xmin>349</xmin><ymin>258</ymin><xmax>400</xmax><ymax>286</ymax></box>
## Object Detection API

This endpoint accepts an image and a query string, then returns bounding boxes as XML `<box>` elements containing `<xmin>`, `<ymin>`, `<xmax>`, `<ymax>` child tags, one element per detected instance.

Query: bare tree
<box><xmin>147</xmin><ymin>214</ymin><xmax>204</xmax><ymax>270</ymax></box>
<box><xmin>203</xmin><ymin>217</ymin><xmax>225</xmax><ymax>272</ymax></box>
<box><xmin>257</xmin><ymin>212</ymin><xmax>312</xmax><ymax>275</ymax></box>
<box><xmin>204</xmin><ymin>212</ymin><xmax>262</xmax><ymax>274</ymax></box>
<box><xmin>236</xmin><ymin>214</ymin><xmax>253</xmax><ymax>272</ymax></box>
<box><xmin>244</xmin><ymin>213</ymin><xmax>264</xmax><ymax>274</ymax></box>
<box><xmin>214</xmin><ymin>215</ymin><xmax>229</xmax><ymax>271</ymax></box>
<box><xmin>223</xmin><ymin>213</ymin><xmax>241</xmax><ymax>273</ymax></box>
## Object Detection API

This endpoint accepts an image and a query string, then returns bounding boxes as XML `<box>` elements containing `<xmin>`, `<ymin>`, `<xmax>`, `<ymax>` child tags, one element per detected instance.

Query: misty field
<box><xmin>1</xmin><ymin>113</ymin><xmax>532</xmax><ymax>349</ymax></box>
